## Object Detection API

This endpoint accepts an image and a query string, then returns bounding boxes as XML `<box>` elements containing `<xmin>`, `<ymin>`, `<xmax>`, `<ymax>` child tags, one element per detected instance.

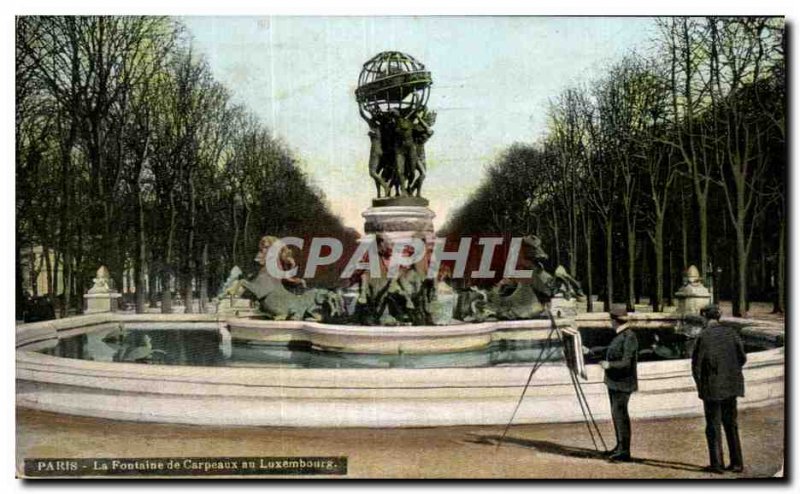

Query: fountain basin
<box><xmin>227</xmin><ymin>317</ymin><xmax>568</xmax><ymax>354</ymax></box>
<box><xmin>16</xmin><ymin>312</ymin><xmax>784</xmax><ymax>427</ymax></box>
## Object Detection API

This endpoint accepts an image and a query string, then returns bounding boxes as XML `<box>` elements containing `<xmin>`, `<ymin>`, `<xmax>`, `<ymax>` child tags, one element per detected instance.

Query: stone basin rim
<box><xmin>17</xmin><ymin>311</ymin><xmax>784</xmax><ymax>350</ymax></box>
<box><xmin>16</xmin><ymin>341</ymin><xmax>784</xmax><ymax>402</ymax></box>
<box><xmin>226</xmin><ymin>316</ymin><xmax>567</xmax><ymax>337</ymax></box>
<box><xmin>15</xmin><ymin>313</ymin><xmax>784</xmax><ymax>427</ymax></box>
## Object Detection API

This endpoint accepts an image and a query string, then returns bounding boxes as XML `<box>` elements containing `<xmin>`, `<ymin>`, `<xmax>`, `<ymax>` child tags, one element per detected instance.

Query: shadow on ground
<box><xmin>471</xmin><ymin>434</ymin><xmax>708</xmax><ymax>474</ymax></box>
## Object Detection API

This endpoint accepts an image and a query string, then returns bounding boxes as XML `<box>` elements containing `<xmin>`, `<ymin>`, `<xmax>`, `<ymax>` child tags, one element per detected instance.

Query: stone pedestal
<box><xmin>360</xmin><ymin>203</ymin><xmax>438</xmax><ymax>325</ymax></box>
<box><xmin>674</xmin><ymin>265</ymin><xmax>711</xmax><ymax>316</ymax></box>
<box><xmin>362</xmin><ymin>205</ymin><xmax>436</xmax><ymax>274</ymax></box>
<box><xmin>84</xmin><ymin>266</ymin><xmax>122</xmax><ymax>314</ymax></box>
<box><xmin>362</xmin><ymin>205</ymin><xmax>435</xmax><ymax>241</ymax></box>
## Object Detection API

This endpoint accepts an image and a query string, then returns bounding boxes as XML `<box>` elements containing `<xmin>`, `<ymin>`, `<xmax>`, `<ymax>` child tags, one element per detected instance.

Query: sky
<box><xmin>182</xmin><ymin>16</ymin><xmax>657</xmax><ymax>233</ymax></box>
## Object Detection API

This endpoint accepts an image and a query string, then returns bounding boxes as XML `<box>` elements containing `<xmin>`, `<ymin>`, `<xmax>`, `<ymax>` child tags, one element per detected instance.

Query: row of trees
<box><xmin>16</xmin><ymin>16</ymin><xmax>358</xmax><ymax>317</ymax></box>
<box><xmin>442</xmin><ymin>17</ymin><xmax>785</xmax><ymax>316</ymax></box>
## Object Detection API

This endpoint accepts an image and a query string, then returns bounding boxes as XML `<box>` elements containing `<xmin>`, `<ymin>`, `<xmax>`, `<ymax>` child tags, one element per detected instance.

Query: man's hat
<box><xmin>609</xmin><ymin>305</ymin><xmax>628</xmax><ymax>322</ymax></box>
<box><xmin>700</xmin><ymin>304</ymin><xmax>721</xmax><ymax>321</ymax></box>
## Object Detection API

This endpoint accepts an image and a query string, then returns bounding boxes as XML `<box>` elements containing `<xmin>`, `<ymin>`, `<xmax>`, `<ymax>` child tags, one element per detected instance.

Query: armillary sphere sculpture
<box><xmin>355</xmin><ymin>51</ymin><xmax>436</xmax><ymax>206</ymax></box>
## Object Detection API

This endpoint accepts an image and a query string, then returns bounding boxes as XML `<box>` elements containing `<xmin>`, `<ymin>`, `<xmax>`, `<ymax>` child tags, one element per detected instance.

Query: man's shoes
<box><xmin>725</xmin><ymin>464</ymin><xmax>744</xmax><ymax>473</ymax></box>
<box><xmin>704</xmin><ymin>465</ymin><xmax>725</xmax><ymax>474</ymax></box>
<box><xmin>602</xmin><ymin>447</ymin><xmax>619</xmax><ymax>457</ymax></box>
<box><xmin>608</xmin><ymin>452</ymin><xmax>632</xmax><ymax>462</ymax></box>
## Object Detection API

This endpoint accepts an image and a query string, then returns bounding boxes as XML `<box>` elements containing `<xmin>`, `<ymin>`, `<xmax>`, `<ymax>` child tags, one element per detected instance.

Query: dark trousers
<box><xmin>608</xmin><ymin>389</ymin><xmax>632</xmax><ymax>455</ymax></box>
<box><xmin>703</xmin><ymin>397</ymin><xmax>743</xmax><ymax>469</ymax></box>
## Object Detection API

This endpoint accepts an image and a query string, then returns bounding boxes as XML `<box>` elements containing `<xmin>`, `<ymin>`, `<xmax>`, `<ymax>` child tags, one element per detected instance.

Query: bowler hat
<box><xmin>609</xmin><ymin>306</ymin><xmax>628</xmax><ymax>321</ymax></box>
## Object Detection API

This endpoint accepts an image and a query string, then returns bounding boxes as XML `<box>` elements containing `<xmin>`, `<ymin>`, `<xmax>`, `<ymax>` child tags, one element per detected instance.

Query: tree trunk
<box><xmin>62</xmin><ymin>254</ymin><xmax>72</xmax><ymax>316</ymax></box>
<box><xmin>626</xmin><ymin>224</ymin><xmax>635</xmax><ymax>311</ymax></box>
<box><xmin>184</xmin><ymin>176</ymin><xmax>196</xmax><ymax>314</ymax></box>
<box><xmin>74</xmin><ymin>223</ymin><xmax>84</xmax><ymax>312</ymax></box>
<box><xmin>729</xmin><ymin>252</ymin><xmax>737</xmax><ymax>317</ymax></box>
<box><xmin>182</xmin><ymin>272</ymin><xmax>193</xmax><ymax>314</ymax></box>
<box><xmin>52</xmin><ymin>252</ymin><xmax>60</xmax><ymax>316</ymax></box>
<box><xmin>570</xmin><ymin>200</ymin><xmax>578</xmax><ymax>278</ymax></box>
<box><xmin>58</xmin><ymin>181</ymin><xmax>72</xmax><ymax>315</ymax></box>
<box><xmin>584</xmin><ymin>215</ymin><xmax>593</xmax><ymax>313</ymax></box>
<box><xmin>698</xmin><ymin>198</ymin><xmax>708</xmax><ymax>279</ymax></box>
<box><xmin>199</xmin><ymin>243</ymin><xmax>209</xmax><ymax>313</ymax></box>
<box><xmin>242</xmin><ymin>206</ymin><xmax>251</xmax><ymax>268</ymax></box>
<box><xmin>59</xmin><ymin>30</ymin><xmax>79</xmax><ymax>317</ymax></box>
<box><xmin>759</xmin><ymin>228</ymin><xmax>767</xmax><ymax>299</ymax></box>
<box><xmin>667</xmin><ymin>245</ymin><xmax>674</xmax><ymax>307</ymax></box>
<box><xmin>604</xmin><ymin>217</ymin><xmax>613</xmax><ymax>312</ymax></box>
<box><xmin>148</xmin><ymin>263</ymin><xmax>159</xmax><ymax>308</ymax></box>
<box><xmin>653</xmin><ymin>218</ymin><xmax>664</xmax><ymax>312</ymax></box>
<box><xmin>161</xmin><ymin>202</ymin><xmax>177</xmax><ymax>314</ymax></box>
<box><xmin>147</xmin><ymin>261</ymin><xmax>158</xmax><ymax>308</ymax></box>
<box><xmin>134</xmin><ymin>185</ymin><xmax>147</xmax><ymax>313</ymax></box>
<box><xmin>773</xmin><ymin>213</ymin><xmax>785</xmax><ymax>313</ymax></box>
<box><xmin>103</xmin><ymin>201</ymin><xmax>123</xmax><ymax>291</ymax></box>
<box><xmin>681</xmin><ymin>189</ymin><xmax>688</xmax><ymax>269</ymax></box>
<box><xmin>43</xmin><ymin>245</ymin><xmax>54</xmax><ymax>311</ymax></box>
<box><xmin>636</xmin><ymin>240</ymin><xmax>646</xmax><ymax>305</ymax></box>
<box><xmin>231</xmin><ymin>199</ymin><xmax>239</xmax><ymax>265</ymax></box>
<box><xmin>16</xmin><ymin>240</ymin><xmax>24</xmax><ymax>320</ymax></box>
<box><xmin>29</xmin><ymin>243</ymin><xmax>38</xmax><ymax>297</ymax></box>
<box><xmin>735</xmin><ymin>226</ymin><xmax>747</xmax><ymax>317</ymax></box>
<box><xmin>551</xmin><ymin>203</ymin><xmax>561</xmax><ymax>266</ymax></box>
<box><xmin>125</xmin><ymin>266</ymin><xmax>131</xmax><ymax>295</ymax></box>
<box><xmin>147</xmin><ymin>231</ymin><xmax>158</xmax><ymax>309</ymax></box>
<box><xmin>94</xmin><ymin>118</ymin><xmax>122</xmax><ymax>292</ymax></box>
<box><xmin>161</xmin><ymin>273</ymin><xmax>173</xmax><ymax>314</ymax></box>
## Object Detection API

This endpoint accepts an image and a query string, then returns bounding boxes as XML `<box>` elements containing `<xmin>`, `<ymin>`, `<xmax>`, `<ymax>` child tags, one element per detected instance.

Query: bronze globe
<box><xmin>355</xmin><ymin>51</ymin><xmax>432</xmax><ymax>120</ymax></box>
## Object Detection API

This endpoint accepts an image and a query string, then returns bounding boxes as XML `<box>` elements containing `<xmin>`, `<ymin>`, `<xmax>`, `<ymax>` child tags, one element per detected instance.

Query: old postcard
<box><xmin>14</xmin><ymin>14</ymin><xmax>786</xmax><ymax>480</ymax></box>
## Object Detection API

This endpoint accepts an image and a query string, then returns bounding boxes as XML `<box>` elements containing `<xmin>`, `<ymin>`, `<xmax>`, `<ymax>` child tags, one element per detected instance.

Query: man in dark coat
<box><xmin>692</xmin><ymin>304</ymin><xmax>746</xmax><ymax>474</ymax></box>
<box><xmin>600</xmin><ymin>306</ymin><xmax>638</xmax><ymax>462</ymax></box>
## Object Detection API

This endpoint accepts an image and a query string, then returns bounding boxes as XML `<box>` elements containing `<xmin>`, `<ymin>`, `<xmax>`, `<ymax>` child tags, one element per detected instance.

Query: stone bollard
<box><xmin>215</xmin><ymin>296</ymin><xmax>257</xmax><ymax>317</ymax></box>
<box><xmin>674</xmin><ymin>265</ymin><xmax>711</xmax><ymax>316</ymax></box>
<box><xmin>550</xmin><ymin>293</ymin><xmax>578</xmax><ymax>319</ymax></box>
<box><xmin>84</xmin><ymin>266</ymin><xmax>122</xmax><ymax>314</ymax></box>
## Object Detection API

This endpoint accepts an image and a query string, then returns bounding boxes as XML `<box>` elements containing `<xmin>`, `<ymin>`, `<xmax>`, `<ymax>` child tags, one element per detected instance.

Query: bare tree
<box><xmin>657</xmin><ymin>17</ymin><xmax>715</xmax><ymax>279</ymax></box>
<box><xmin>635</xmin><ymin>66</ymin><xmax>678</xmax><ymax>311</ymax></box>
<box><xmin>546</xmin><ymin>88</ymin><xmax>587</xmax><ymax>277</ymax></box>
<box><xmin>595</xmin><ymin>57</ymin><xmax>656</xmax><ymax>311</ymax></box>
<box><xmin>581</xmin><ymin>91</ymin><xmax>619</xmax><ymax>312</ymax></box>
<box><xmin>707</xmin><ymin>18</ymin><xmax>781</xmax><ymax>316</ymax></box>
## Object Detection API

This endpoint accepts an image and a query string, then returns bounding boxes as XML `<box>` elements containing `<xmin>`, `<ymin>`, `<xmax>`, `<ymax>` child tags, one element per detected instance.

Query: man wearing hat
<box><xmin>693</xmin><ymin>304</ymin><xmax>746</xmax><ymax>474</ymax></box>
<box><xmin>600</xmin><ymin>306</ymin><xmax>639</xmax><ymax>462</ymax></box>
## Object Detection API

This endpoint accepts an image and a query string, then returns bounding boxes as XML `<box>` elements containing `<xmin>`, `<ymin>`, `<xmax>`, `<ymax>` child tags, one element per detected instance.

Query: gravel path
<box><xmin>16</xmin><ymin>403</ymin><xmax>784</xmax><ymax>479</ymax></box>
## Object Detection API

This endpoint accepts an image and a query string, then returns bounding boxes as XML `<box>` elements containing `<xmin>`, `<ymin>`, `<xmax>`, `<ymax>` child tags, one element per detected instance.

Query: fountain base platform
<box><xmin>16</xmin><ymin>312</ymin><xmax>784</xmax><ymax>427</ymax></box>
